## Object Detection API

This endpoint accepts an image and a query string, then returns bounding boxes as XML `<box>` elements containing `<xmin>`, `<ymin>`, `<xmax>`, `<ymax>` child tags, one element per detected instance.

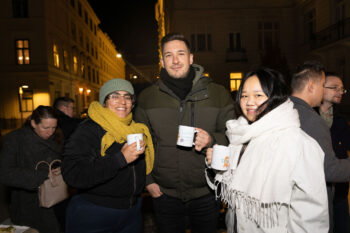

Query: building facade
<box><xmin>155</xmin><ymin>0</ymin><xmax>350</xmax><ymax>115</ymax></box>
<box><xmin>0</xmin><ymin>0</ymin><xmax>125</xmax><ymax>134</ymax></box>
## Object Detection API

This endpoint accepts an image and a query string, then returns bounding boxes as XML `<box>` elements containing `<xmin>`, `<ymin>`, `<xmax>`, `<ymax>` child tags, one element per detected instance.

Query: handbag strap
<box><xmin>35</xmin><ymin>161</ymin><xmax>50</xmax><ymax>170</ymax></box>
<box><xmin>35</xmin><ymin>159</ymin><xmax>62</xmax><ymax>172</ymax></box>
<box><xmin>49</xmin><ymin>159</ymin><xmax>62</xmax><ymax>171</ymax></box>
<box><xmin>35</xmin><ymin>159</ymin><xmax>62</xmax><ymax>185</ymax></box>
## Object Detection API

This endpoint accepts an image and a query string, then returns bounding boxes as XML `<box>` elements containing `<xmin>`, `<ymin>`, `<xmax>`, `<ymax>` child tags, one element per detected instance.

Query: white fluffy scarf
<box><xmin>215</xmin><ymin>99</ymin><xmax>300</xmax><ymax>228</ymax></box>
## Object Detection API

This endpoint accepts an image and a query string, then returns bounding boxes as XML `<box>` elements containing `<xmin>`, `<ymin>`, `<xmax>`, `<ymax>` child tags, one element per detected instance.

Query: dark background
<box><xmin>88</xmin><ymin>0</ymin><xmax>158</xmax><ymax>66</ymax></box>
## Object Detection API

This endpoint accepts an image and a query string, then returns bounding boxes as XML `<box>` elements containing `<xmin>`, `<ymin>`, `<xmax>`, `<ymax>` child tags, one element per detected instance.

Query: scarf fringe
<box><xmin>215</xmin><ymin>180</ymin><xmax>284</xmax><ymax>229</ymax></box>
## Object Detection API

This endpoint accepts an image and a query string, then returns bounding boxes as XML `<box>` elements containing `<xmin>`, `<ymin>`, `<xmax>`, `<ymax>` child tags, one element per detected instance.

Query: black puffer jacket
<box><xmin>62</xmin><ymin>118</ymin><xmax>146</xmax><ymax>209</ymax></box>
<box><xmin>0</xmin><ymin>126</ymin><xmax>61</xmax><ymax>233</ymax></box>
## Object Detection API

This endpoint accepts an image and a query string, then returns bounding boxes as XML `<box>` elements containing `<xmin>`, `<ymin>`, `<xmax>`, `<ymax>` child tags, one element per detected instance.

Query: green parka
<box><xmin>135</xmin><ymin>64</ymin><xmax>236</xmax><ymax>201</ymax></box>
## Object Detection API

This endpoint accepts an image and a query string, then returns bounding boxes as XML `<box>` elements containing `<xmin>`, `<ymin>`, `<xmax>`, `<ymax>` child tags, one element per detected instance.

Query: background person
<box><xmin>62</xmin><ymin>78</ymin><xmax>154</xmax><ymax>233</ymax></box>
<box><xmin>319</xmin><ymin>72</ymin><xmax>350</xmax><ymax>233</ymax></box>
<box><xmin>0</xmin><ymin>105</ymin><xmax>62</xmax><ymax>233</ymax></box>
<box><xmin>290</xmin><ymin>61</ymin><xmax>350</xmax><ymax>233</ymax></box>
<box><xmin>207</xmin><ymin>68</ymin><xmax>329</xmax><ymax>232</ymax></box>
<box><xmin>53</xmin><ymin>97</ymin><xmax>80</xmax><ymax>140</ymax></box>
<box><xmin>135</xmin><ymin>33</ymin><xmax>235</xmax><ymax>233</ymax></box>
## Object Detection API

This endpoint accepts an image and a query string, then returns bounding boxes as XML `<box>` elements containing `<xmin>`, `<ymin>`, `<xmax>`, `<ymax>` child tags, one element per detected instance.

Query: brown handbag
<box><xmin>35</xmin><ymin>159</ymin><xmax>69</xmax><ymax>208</ymax></box>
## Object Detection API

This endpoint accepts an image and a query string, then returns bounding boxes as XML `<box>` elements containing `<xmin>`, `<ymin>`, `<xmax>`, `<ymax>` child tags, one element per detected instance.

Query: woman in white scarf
<box><xmin>206</xmin><ymin>68</ymin><xmax>329</xmax><ymax>233</ymax></box>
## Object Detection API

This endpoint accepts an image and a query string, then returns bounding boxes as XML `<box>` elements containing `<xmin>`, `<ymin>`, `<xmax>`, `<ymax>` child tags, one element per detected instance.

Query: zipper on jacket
<box><xmin>180</xmin><ymin>101</ymin><xmax>184</xmax><ymax>113</ymax></box>
<box><xmin>130</xmin><ymin>164</ymin><xmax>136</xmax><ymax>208</ymax></box>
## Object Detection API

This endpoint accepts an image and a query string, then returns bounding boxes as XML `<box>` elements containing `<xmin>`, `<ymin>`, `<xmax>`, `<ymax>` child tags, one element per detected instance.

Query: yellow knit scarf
<box><xmin>88</xmin><ymin>101</ymin><xmax>154</xmax><ymax>174</ymax></box>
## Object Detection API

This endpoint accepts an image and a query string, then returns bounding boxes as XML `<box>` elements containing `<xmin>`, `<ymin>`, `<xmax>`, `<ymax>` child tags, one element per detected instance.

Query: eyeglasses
<box><xmin>324</xmin><ymin>86</ymin><xmax>347</xmax><ymax>94</ymax></box>
<box><xmin>108</xmin><ymin>92</ymin><xmax>134</xmax><ymax>104</ymax></box>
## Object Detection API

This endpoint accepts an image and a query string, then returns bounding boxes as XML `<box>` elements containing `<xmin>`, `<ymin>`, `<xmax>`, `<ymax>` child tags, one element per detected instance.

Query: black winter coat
<box><xmin>56</xmin><ymin>110</ymin><xmax>81</xmax><ymax>140</ymax></box>
<box><xmin>0</xmin><ymin>126</ymin><xmax>61</xmax><ymax>233</ymax></box>
<box><xmin>330</xmin><ymin>107</ymin><xmax>350</xmax><ymax>199</ymax></box>
<box><xmin>62</xmin><ymin>118</ymin><xmax>146</xmax><ymax>209</ymax></box>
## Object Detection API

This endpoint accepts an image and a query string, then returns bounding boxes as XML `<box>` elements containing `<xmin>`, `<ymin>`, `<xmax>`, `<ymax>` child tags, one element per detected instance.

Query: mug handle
<box><xmin>193</xmin><ymin>129</ymin><xmax>198</xmax><ymax>146</ymax></box>
<box><xmin>136</xmin><ymin>139</ymin><xmax>141</xmax><ymax>151</ymax></box>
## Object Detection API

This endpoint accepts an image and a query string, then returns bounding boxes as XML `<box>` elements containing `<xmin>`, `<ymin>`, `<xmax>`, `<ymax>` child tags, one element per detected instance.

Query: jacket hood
<box><xmin>192</xmin><ymin>64</ymin><xmax>205</xmax><ymax>85</ymax></box>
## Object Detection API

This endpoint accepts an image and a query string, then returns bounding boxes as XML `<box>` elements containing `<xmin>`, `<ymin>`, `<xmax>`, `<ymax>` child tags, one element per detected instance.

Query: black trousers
<box><xmin>152</xmin><ymin>193</ymin><xmax>220</xmax><ymax>233</ymax></box>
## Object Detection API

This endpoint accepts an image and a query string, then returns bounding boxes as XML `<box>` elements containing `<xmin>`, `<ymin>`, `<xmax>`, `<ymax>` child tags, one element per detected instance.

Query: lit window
<box><xmin>230</xmin><ymin>72</ymin><xmax>242</xmax><ymax>92</ymax></box>
<box><xmin>53</xmin><ymin>44</ymin><xmax>59</xmax><ymax>68</ymax></box>
<box><xmin>16</xmin><ymin>39</ymin><xmax>30</xmax><ymax>65</ymax></box>
<box><xmin>73</xmin><ymin>56</ymin><xmax>78</xmax><ymax>74</ymax></box>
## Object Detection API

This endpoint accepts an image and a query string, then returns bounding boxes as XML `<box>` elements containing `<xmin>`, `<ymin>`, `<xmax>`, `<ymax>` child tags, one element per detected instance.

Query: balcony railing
<box><xmin>311</xmin><ymin>17</ymin><xmax>350</xmax><ymax>50</ymax></box>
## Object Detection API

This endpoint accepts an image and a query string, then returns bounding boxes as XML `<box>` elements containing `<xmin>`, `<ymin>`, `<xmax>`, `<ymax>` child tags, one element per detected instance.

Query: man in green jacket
<box><xmin>135</xmin><ymin>33</ymin><xmax>235</xmax><ymax>233</ymax></box>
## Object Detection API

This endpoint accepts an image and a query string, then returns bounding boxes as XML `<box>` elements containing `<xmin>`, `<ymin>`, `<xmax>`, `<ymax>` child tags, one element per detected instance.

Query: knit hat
<box><xmin>99</xmin><ymin>78</ymin><xmax>134</xmax><ymax>105</ymax></box>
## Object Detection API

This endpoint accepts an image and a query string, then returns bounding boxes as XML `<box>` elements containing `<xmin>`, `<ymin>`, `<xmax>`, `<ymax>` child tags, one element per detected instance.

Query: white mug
<box><xmin>177</xmin><ymin>125</ymin><xmax>197</xmax><ymax>147</ymax></box>
<box><xmin>211</xmin><ymin>145</ymin><xmax>230</xmax><ymax>171</ymax></box>
<box><xmin>127</xmin><ymin>133</ymin><xmax>143</xmax><ymax>151</ymax></box>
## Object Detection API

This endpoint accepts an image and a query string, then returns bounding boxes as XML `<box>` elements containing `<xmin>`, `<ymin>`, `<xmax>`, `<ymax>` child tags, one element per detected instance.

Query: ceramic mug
<box><xmin>177</xmin><ymin>125</ymin><xmax>197</xmax><ymax>147</ymax></box>
<box><xmin>211</xmin><ymin>145</ymin><xmax>230</xmax><ymax>171</ymax></box>
<box><xmin>127</xmin><ymin>133</ymin><xmax>143</xmax><ymax>151</ymax></box>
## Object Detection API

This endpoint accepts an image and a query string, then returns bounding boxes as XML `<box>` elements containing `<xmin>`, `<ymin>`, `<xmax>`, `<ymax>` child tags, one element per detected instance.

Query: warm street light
<box><xmin>116</xmin><ymin>53</ymin><xmax>122</xmax><ymax>58</ymax></box>
<box><xmin>79</xmin><ymin>87</ymin><xmax>84</xmax><ymax>94</ymax></box>
<box><xmin>86</xmin><ymin>89</ymin><xmax>91</xmax><ymax>95</ymax></box>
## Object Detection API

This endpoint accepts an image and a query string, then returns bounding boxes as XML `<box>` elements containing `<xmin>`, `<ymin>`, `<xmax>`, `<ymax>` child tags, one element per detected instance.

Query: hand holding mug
<box><xmin>121</xmin><ymin>140</ymin><xmax>145</xmax><ymax>164</ymax></box>
<box><xmin>206</xmin><ymin>147</ymin><xmax>213</xmax><ymax>166</ymax></box>
<box><xmin>194</xmin><ymin>128</ymin><xmax>211</xmax><ymax>151</ymax></box>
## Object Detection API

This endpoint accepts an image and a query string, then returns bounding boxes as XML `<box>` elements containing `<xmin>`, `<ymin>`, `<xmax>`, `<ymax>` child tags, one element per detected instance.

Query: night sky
<box><xmin>88</xmin><ymin>0</ymin><xmax>158</xmax><ymax>66</ymax></box>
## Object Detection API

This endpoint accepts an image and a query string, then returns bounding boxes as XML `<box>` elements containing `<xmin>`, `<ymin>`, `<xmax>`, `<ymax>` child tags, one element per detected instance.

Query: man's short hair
<box><xmin>161</xmin><ymin>33</ymin><xmax>191</xmax><ymax>54</ymax></box>
<box><xmin>291</xmin><ymin>60</ymin><xmax>325</xmax><ymax>93</ymax></box>
<box><xmin>53</xmin><ymin>97</ymin><xmax>74</xmax><ymax>109</ymax></box>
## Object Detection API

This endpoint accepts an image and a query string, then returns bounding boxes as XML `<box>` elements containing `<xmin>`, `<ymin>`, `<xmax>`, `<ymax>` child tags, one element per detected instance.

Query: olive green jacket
<box><xmin>135</xmin><ymin>64</ymin><xmax>236</xmax><ymax>201</ymax></box>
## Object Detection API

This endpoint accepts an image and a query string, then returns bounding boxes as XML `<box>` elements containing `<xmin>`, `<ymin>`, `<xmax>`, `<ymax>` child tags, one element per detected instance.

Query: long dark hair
<box><xmin>236</xmin><ymin>67</ymin><xmax>290</xmax><ymax>122</ymax></box>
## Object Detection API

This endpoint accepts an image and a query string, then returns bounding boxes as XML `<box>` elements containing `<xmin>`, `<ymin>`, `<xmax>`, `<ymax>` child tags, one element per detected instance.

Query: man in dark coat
<box><xmin>53</xmin><ymin>97</ymin><xmax>80</xmax><ymax>140</ymax></box>
<box><xmin>290</xmin><ymin>60</ymin><xmax>350</xmax><ymax>233</ymax></box>
<box><xmin>135</xmin><ymin>33</ymin><xmax>235</xmax><ymax>233</ymax></box>
<box><xmin>319</xmin><ymin>72</ymin><xmax>350</xmax><ymax>233</ymax></box>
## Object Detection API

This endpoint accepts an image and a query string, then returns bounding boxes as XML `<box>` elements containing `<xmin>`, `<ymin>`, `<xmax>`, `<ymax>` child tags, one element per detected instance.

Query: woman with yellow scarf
<box><xmin>62</xmin><ymin>78</ymin><xmax>154</xmax><ymax>233</ymax></box>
